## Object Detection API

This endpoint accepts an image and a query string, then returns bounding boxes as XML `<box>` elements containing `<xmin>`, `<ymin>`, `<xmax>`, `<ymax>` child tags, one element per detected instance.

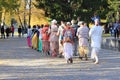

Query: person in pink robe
<box><xmin>41</xmin><ymin>24</ymin><xmax>50</xmax><ymax>55</ymax></box>
<box><xmin>48</xmin><ymin>19</ymin><xmax>59</xmax><ymax>57</ymax></box>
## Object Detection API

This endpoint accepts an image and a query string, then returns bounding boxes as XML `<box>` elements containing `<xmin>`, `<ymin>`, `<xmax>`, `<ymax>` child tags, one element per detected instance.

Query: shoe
<box><xmin>58</xmin><ymin>53</ymin><xmax>63</xmax><ymax>58</ymax></box>
<box><xmin>67</xmin><ymin>58</ymin><xmax>70</xmax><ymax>64</ymax></box>
<box><xmin>94</xmin><ymin>61</ymin><xmax>99</xmax><ymax>64</ymax></box>
<box><xmin>70</xmin><ymin>58</ymin><xmax>73</xmax><ymax>63</ymax></box>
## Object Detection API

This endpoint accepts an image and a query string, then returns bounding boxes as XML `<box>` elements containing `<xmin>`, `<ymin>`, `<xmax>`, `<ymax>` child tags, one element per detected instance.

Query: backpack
<box><xmin>63</xmin><ymin>29</ymin><xmax>73</xmax><ymax>42</ymax></box>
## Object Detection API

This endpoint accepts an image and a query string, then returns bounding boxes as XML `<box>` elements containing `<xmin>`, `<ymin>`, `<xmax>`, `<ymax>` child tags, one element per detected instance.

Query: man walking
<box><xmin>76</xmin><ymin>21</ymin><xmax>89</xmax><ymax>60</ymax></box>
<box><xmin>71</xmin><ymin>20</ymin><xmax>79</xmax><ymax>56</ymax></box>
<box><xmin>1</xmin><ymin>25</ymin><xmax>5</xmax><ymax>39</ymax></box>
<box><xmin>48</xmin><ymin>19</ymin><xmax>59</xmax><ymax>57</ymax></box>
<box><xmin>18</xmin><ymin>26</ymin><xmax>22</xmax><ymax>37</ymax></box>
<box><xmin>89</xmin><ymin>19</ymin><xmax>103</xmax><ymax>64</ymax></box>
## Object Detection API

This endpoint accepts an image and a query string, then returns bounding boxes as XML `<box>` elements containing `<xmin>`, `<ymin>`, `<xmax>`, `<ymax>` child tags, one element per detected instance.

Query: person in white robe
<box><xmin>89</xmin><ymin>19</ymin><xmax>103</xmax><ymax>64</ymax></box>
<box><xmin>62</xmin><ymin>22</ymin><xmax>74</xmax><ymax>63</ymax></box>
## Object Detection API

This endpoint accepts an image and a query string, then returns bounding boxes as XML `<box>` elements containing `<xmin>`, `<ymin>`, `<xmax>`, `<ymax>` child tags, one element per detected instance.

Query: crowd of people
<box><xmin>108</xmin><ymin>20</ymin><xmax>120</xmax><ymax>39</ymax></box>
<box><xmin>0</xmin><ymin>24</ymin><xmax>23</xmax><ymax>39</ymax></box>
<box><xmin>27</xmin><ymin>19</ymin><xmax>103</xmax><ymax>64</ymax></box>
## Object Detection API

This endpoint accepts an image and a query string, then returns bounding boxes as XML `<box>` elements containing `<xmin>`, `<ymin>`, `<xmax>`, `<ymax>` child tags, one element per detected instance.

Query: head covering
<box><xmin>78</xmin><ymin>21</ymin><xmax>84</xmax><ymax>25</ymax></box>
<box><xmin>94</xmin><ymin>19</ymin><xmax>99</xmax><ymax>23</ymax></box>
<box><xmin>66</xmin><ymin>22</ymin><xmax>71</xmax><ymax>25</ymax></box>
<box><xmin>51</xmin><ymin>19</ymin><xmax>57</xmax><ymax>24</ymax></box>
<box><xmin>45</xmin><ymin>24</ymin><xmax>49</xmax><ymax>27</ymax></box>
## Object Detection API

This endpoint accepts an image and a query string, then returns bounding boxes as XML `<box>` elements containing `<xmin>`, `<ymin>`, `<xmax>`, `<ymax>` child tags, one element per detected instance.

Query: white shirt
<box><xmin>27</xmin><ymin>28</ymin><xmax>32</xmax><ymax>37</ymax></box>
<box><xmin>89</xmin><ymin>25</ymin><xmax>103</xmax><ymax>48</ymax></box>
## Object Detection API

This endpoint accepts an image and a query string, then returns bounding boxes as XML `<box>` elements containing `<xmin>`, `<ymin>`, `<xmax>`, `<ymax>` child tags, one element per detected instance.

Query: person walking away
<box><xmin>38</xmin><ymin>25</ymin><xmax>43</xmax><ymax>52</ymax></box>
<box><xmin>5</xmin><ymin>27</ymin><xmax>10</xmax><ymax>38</ymax></box>
<box><xmin>57</xmin><ymin>21</ymin><xmax>65</xmax><ymax>58</ymax></box>
<box><xmin>62</xmin><ymin>22</ymin><xmax>74</xmax><ymax>63</ymax></box>
<box><xmin>113</xmin><ymin>20</ymin><xmax>120</xmax><ymax>39</ymax></box>
<box><xmin>11</xmin><ymin>25</ymin><xmax>14</xmax><ymax>37</ymax></box>
<box><xmin>1</xmin><ymin>26</ymin><xmax>5</xmax><ymax>39</ymax></box>
<box><xmin>18</xmin><ymin>26</ymin><xmax>22</xmax><ymax>37</ymax></box>
<box><xmin>91</xmin><ymin>12</ymin><xmax>100</xmax><ymax>23</ymax></box>
<box><xmin>32</xmin><ymin>26</ymin><xmax>39</xmax><ymax>50</ymax></box>
<box><xmin>76</xmin><ymin>21</ymin><xmax>89</xmax><ymax>60</ymax></box>
<box><xmin>108</xmin><ymin>22</ymin><xmax>114</xmax><ymax>37</ymax></box>
<box><xmin>48</xmin><ymin>19</ymin><xmax>59</xmax><ymax>57</ymax></box>
<box><xmin>31</xmin><ymin>25</ymin><xmax>38</xmax><ymax>49</ymax></box>
<box><xmin>27</xmin><ymin>25</ymin><xmax>32</xmax><ymax>47</ymax></box>
<box><xmin>89</xmin><ymin>19</ymin><xmax>103</xmax><ymax>64</ymax></box>
<box><xmin>41</xmin><ymin>24</ymin><xmax>50</xmax><ymax>55</ymax></box>
<box><xmin>71</xmin><ymin>19</ymin><xmax>79</xmax><ymax>56</ymax></box>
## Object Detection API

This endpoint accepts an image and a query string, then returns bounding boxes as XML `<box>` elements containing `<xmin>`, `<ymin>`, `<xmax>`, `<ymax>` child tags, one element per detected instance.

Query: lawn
<box><xmin>102</xmin><ymin>33</ymin><xmax>111</xmax><ymax>37</ymax></box>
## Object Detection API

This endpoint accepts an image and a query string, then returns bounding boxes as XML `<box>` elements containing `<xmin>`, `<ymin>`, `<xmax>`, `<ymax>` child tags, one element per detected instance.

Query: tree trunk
<box><xmin>16</xmin><ymin>9</ymin><xmax>24</xmax><ymax>28</ymax></box>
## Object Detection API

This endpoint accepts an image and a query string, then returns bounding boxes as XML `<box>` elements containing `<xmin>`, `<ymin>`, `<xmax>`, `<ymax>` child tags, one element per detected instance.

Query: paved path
<box><xmin>0</xmin><ymin>37</ymin><xmax>120</xmax><ymax>80</ymax></box>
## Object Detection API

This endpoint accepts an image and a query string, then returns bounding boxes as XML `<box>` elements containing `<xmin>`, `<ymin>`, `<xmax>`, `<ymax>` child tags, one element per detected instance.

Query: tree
<box><xmin>107</xmin><ymin>0</ymin><xmax>120</xmax><ymax>22</ymax></box>
<box><xmin>35</xmin><ymin>0</ymin><xmax>110</xmax><ymax>23</ymax></box>
<box><xmin>0</xmin><ymin>0</ymin><xmax>19</xmax><ymax>25</ymax></box>
<box><xmin>35</xmin><ymin>0</ymin><xmax>81</xmax><ymax>21</ymax></box>
<box><xmin>80</xmin><ymin>0</ymin><xmax>109</xmax><ymax>23</ymax></box>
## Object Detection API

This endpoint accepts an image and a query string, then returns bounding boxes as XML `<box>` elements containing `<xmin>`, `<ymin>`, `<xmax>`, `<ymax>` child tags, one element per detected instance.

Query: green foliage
<box><xmin>0</xmin><ymin>0</ymin><xmax>20</xmax><ymax>24</ymax></box>
<box><xmin>35</xmin><ymin>0</ymin><xmax>82</xmax><ymax>21</ymax></box>
<box><xmin>102</xmin><ymin>33</ymin><xmax>111</xmax><ymax>37</ymax></box>
<box><xmin>0</xmin><ymin>0</ymin><xmax>19</xmax><ymax>13</ymax></box>
<box><xmin>35</xmin><ymin>0</ymin><xmax>110</xmax><ymax>23</ymax></box>
<box><xmin>107</xmin><ymin>0</ymin><xmax>120</xmax><ymax>22</ymax></box>
<box><xmin>0</xmin><ymin>0</ymin><xmax>120</xmax><ymax>25</ymax></box>
<box><xmin>81</xmin><ymin>0</ymin><xmax>109</xmax><ymax>22</ymax></box>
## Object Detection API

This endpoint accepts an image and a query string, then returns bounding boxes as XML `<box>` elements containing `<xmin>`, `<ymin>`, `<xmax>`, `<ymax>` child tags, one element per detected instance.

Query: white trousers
<box><xmin>63</xmin><ymin>43</ymin><xmax>73</xmax><ymax>60</ymax></box>
<box><xmin>91</xmin><ymin>47</ymin><xmax>100</xmax><ymax>62</ymax></box>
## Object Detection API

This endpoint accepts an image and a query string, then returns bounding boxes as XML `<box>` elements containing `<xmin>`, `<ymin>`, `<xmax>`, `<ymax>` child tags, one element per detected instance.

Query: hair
<box><xmin>28</xmin><ymin>25</ymin><xmax>31</xmax><ymax>28</ymax></box>
<box><xmin>78</xmin><ymin>21</ymin><xmax>84</xmax><ymax>25</ymax></box>
<box><xmin>81</xmin><ymin>22</ymin><xmax>84</xmax><ymax>25</ymax></box>
<box><xmin>38</xmin><ymin>25</ymin><xmax>40</xmax><ymax>29</ymax></box>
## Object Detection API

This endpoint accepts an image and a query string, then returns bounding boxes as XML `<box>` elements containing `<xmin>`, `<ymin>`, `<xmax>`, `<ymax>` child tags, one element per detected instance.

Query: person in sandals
<box><xmin>76</xmin><ymin>21</ymin><xmax>89</xmax><ymax>60</ymax></box>
<box><xmin>62</xmin><ymin>22</ymin><xmax>74</xmax><ymax>63</ymax></box>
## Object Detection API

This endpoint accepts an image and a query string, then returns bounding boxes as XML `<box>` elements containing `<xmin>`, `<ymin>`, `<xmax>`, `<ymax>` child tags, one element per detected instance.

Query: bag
<box><xmin>63</xmin><ymin>29</ymin><xmax>73</xmax><ymax>42</ymax></box>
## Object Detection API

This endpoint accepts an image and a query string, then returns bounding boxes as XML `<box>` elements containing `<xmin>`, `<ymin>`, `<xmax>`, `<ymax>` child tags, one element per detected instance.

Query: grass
<box><xmin>102</xmin><ymin>33</ymin><xmax>111</xmax><ymax>37</ymax></box>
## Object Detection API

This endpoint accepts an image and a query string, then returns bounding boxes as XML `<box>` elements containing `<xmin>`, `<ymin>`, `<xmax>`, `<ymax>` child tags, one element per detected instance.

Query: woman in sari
<box><xmin>48</xmin><ymin>19</ymin><xmax>59</xmax><ymax>57</ymax></box>
<box><xmin>38</xmin><ymin>25</ymin><xmax>42</xmax><ymax>52</ymax></box>
<box><xmin>41</xmin><ymin>24</ymin><xmax>50</xmax><ymax>55</ymax></box>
